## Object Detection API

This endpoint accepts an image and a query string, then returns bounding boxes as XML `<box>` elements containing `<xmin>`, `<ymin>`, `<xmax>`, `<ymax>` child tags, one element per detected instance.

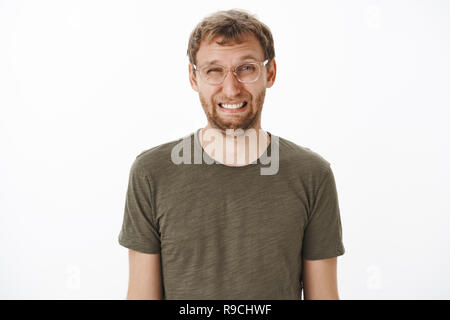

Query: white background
<box><xmin>1</xmin><ymin>0</ymin><xmax>449</xmax><ymax>299</ymax></box>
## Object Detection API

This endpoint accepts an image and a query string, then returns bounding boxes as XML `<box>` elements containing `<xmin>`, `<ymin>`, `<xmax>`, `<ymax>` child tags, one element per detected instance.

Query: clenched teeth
<box><xmin>219</xmin><ymin>102</ymin><xmax>246</xmax><ymax>109</ymax></box>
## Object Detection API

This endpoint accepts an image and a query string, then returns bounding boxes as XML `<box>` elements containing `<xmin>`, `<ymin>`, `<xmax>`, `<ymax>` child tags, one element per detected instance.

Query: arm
<box><xmin>302</xmin><ymin>256</ymin><xmax>340</xmax><ymax>300</ymax></box>
<box><xmin>126</xmin><ymin>249</ymin><xmax>163</xmax><ymax>300</ymax></box>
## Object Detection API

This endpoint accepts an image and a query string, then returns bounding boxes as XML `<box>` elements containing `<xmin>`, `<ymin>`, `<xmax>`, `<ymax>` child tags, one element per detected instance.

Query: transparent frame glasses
<box><xmin>192</xmin><ymin>59</ymin><xmax>269</xmax><ymax>85</ymax></box>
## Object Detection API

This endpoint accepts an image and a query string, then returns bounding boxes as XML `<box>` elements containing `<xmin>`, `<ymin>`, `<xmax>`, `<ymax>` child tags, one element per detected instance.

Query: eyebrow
<box><xmin>202</xmin><ymin>54</ymin><xmax>260</xmax><ymax>66</ymax></box>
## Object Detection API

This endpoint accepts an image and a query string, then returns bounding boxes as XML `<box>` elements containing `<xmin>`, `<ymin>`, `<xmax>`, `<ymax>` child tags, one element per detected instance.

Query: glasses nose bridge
<box><xmin>222</xmin><ymin>65</ymin><xmax>240</xmax><ymax>84</ymax></box>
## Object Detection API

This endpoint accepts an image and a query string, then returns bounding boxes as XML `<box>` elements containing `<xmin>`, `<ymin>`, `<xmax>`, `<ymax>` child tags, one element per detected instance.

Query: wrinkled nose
<box><xmin>221</xmin><ymin>71</ymin><xmax>242</xmax><ymax>97</ymax></box>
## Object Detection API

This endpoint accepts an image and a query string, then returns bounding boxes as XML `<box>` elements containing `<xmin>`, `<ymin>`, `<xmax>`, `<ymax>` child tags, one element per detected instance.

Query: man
<box><xmin>118</xmin><ymin>9</ymin><xmax>345</xmax><ymax>300</ymax></box>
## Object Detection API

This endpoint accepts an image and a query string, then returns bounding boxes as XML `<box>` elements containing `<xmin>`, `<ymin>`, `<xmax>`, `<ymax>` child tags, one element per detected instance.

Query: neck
<box><xmin>199</xmin><ymin>125</ymin><xmax>270</xmax><ymax>166</ymax></box>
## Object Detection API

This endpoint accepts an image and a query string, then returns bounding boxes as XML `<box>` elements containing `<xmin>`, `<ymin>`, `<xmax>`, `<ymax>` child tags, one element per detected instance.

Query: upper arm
<box><xmin>301</xmin><ymin>256</ymin><xmax>339</xmax><ymax>300</ymax></box>
<box><xmin>127</xmin><ymin>249</ymin><xmax>163</xmax><ymax>300</ymax></box>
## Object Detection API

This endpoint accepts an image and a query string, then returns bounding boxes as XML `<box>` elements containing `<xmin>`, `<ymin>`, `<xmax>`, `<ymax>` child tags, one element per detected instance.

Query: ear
<box><xmin>265</xmin><ymin>58</ymin><xmax>277</xmax><ymax>88</ymax></box>
<box><xmin>189</xmin><ymin>63</ymin><xmax>199</xmax><ymax>92</ymax></box>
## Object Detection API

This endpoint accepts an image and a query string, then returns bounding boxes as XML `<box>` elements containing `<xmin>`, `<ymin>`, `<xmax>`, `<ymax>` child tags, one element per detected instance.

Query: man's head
<box><xmin>187</xmin><ymin>9</ymin><xmax>276</xmax><ymax>131</ymax></box>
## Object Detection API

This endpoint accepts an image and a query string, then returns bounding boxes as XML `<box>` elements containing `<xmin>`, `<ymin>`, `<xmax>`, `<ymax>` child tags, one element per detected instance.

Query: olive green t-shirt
<box><xmin>118</xmin><ymin>128</ymin><xmax>345</xmax><ymax>300</ymax></box>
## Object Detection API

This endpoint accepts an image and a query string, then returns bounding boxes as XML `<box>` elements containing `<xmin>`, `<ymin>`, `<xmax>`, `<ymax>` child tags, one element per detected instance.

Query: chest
<box><xmin>156</xmin><ymin>176</ymin><xmax>309</xmax><ymax>251</ymax></box>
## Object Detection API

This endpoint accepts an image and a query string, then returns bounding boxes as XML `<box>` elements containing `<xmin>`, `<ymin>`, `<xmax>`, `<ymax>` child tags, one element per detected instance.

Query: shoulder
<box><xmin>129</xmin><ymin>132</ymin><xmax>193</xmax><ymax>177</ymax></box>
<box><xmin>276</xmin><ymin>134</ymin><xmax>332</xmax><ymax>183</ymax></box>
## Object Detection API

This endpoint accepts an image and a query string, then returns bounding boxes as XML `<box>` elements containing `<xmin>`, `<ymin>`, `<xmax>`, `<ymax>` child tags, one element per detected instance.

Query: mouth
<box><xmin>217</xmin><ymin>101</ymin><xmax>248</xmax><ymax>113</ymax></box>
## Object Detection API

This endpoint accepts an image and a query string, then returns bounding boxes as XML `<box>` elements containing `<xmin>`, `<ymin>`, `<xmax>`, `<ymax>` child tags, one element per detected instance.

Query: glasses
<box><xmin>192</xmin><ymin>59</ymin><xmax>269</xmax><ymax>85</ymax></box>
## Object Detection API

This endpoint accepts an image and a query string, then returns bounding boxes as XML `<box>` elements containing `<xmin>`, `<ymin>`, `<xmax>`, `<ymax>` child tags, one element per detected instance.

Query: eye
<box><xmin>239</xmin><ymin>64</ymin><xmax>256</xmax><ymax>72</ymax></box>
<box><xmin>206</xmin><ymin>68</ymin><xmax>223</xmax><ymax>74</ymax></box>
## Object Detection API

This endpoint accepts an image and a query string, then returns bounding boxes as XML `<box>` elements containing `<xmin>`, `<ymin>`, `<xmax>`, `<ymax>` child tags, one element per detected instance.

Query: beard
<box><xmin>199</xmin><ymin>88</ymin><xmax>266</xmax><ymax>131</ymax></box>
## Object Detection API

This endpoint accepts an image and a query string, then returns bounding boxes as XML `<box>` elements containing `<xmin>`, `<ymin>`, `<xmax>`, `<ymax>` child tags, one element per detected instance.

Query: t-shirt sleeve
<box><xmin>302</xmin><ymin>166</ymin><xmax>345</xmax><ymax>260</ymax></box>
<box><xmin>118</xmin><ymin>159</ymin><xmax>161</xmax><ymax>254</ymax></box>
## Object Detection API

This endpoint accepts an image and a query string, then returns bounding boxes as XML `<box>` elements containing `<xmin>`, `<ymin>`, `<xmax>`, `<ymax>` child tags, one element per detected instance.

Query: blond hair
<box><xmin>187</xmin><ymin>9</ymin><xmax>275</xmax><ymax>68</ymax></box>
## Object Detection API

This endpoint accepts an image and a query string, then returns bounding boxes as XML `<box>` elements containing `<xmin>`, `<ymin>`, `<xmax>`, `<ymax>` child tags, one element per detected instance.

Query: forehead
<box><xmin>196</xmin><ymin>33</ymin><xmax>264</xmax><ymax>65</ymax></box>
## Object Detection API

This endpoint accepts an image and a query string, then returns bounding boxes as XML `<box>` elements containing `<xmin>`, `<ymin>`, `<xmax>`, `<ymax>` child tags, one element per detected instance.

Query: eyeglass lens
<box><xmin>201</xmin><ymin>63</ymin><xmax>260</xmax><ymax>84</ymax></box>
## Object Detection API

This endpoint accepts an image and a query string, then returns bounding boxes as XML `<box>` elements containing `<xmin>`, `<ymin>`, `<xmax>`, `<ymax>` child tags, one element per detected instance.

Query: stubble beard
<box><xmin>199</xmin><ymin>89</ymin><xmax>266</xmax><ymax>132</ymax></box>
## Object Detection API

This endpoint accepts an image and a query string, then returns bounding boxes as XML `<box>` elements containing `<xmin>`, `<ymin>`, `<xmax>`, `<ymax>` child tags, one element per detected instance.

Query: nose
<box><xmin>220</xmin><ymin>70</ymin><xmax>242</xmax><ymax>97</ymax></box>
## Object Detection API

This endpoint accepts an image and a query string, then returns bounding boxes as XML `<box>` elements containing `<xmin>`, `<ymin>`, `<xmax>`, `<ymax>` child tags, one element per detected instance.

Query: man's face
<box><xmin>189</xmin><ymin>33</ymin><xmax>276</xmax><ymax>131</ymax></box>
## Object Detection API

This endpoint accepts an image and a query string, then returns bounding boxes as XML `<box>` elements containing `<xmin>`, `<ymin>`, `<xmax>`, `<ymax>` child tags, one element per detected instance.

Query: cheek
<box><xmin>199</xmin><ymin>90</ymin><xmax>217</xmax><ymax>107</ymax></box>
